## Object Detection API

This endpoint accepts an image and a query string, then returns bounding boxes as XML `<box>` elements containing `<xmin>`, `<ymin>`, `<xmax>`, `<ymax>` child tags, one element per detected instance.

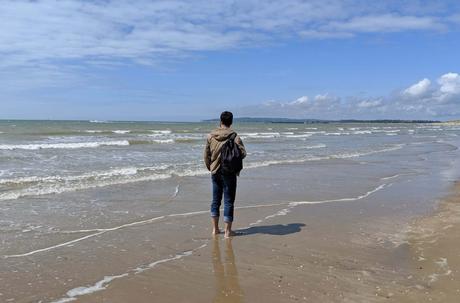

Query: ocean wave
<box><xmin>0</xmin><ymin>144</ymin><xmax>403</xmax><ymax>201</ymax></box>
<box><xmin>89</xmin><ymin>120</ymin><xmax>109</xmax><ymax>123</ymax></box>
<box><xmin>0</xmin><ymin>167</ymin><xmax>140</xmax><ymax>185</ymax></box>
<box><xmin>285</xmin><ymin>134</ymin><xmax>313</xmax><ymax>138</ymax></box>
<box><xmin>112</xmin><ymin>130</ymin><xmax>131</xmax><ymax>134</ymax></box>
<box><xmin>240</xmin><ymin>132</ymin><xmax>281</xmax><ymax>139</ymax></box>
<box><xmin>0</xmin><ymin>172</ymin><xmax>173</xmax><ymax>201</ymax></box>
<box><xmin>324</xmin><ymin>132</ymin><xmax>350</xmax><ymax>136</ymax></box>
<box><xmin>151</xmin><ymin>130</ymin><xmax>172</xmax><ymax>134</ymax></box>
<box><xmin>305</xmin><ymin>144</ymin><xmax>326</xmax><ymax>149</ymax></box>
<box><xmin>245</xmin><ymin>144</ymin><xmax>404</xmax><ymax>169</ymax></box>
<box><xmin>152</xmin><ymin>139</ymin><xmax>175</xmax><ymax>144</ymax></box>
<box><xmin>0</xmin><ymin>140</ymin><xmax>130</xmax><ymax>150</ymax></box>
<box><xmin>352</xmin><ymin>130</ymin><xmax>372</xmax><ymax>135</ymax></box>
<box><xmin>84</xmin><ymin>130</ymin><xmax>105</xmax><ymax>133</ymax></box>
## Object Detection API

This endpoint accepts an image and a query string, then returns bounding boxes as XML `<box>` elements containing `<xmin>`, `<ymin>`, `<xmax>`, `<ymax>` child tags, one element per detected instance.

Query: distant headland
<box><xmin>202</xmin><ymin>117</ymin><xmax>440</xmax><ymax>124</ymax></box>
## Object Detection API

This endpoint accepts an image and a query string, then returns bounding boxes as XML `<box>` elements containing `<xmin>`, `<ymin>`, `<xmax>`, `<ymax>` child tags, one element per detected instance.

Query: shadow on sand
<box><xmin>236</xmin><ymin>223</ymin><xmax>305</xmax><ymax>236</ymax></box>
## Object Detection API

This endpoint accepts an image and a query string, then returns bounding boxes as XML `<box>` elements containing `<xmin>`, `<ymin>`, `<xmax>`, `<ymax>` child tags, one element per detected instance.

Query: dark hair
<box><xmin>220</xmin><ymin>111</ymin><xmax>233</xmax><ymax>127</ymax></box>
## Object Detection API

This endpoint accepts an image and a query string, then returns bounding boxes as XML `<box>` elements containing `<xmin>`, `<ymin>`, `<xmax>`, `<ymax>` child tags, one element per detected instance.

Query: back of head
<box><xmin>220</xmin><ymin>111</ymin><xmax>233</xmax><ymax>127</ymax></box>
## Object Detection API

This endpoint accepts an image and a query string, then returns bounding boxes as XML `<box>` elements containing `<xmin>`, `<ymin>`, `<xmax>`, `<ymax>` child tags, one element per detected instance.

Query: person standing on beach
<box><xmin>204</xmin><ymin>111</ymin><xmax>246</xmax><ymax>238</ymax></box>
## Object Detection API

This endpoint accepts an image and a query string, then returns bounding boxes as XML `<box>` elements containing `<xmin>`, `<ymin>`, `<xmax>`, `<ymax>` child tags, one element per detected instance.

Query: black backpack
<box><xmin>220</xmin><ymin>133</ymin><xmax>243</xmax><ymax>175</ymax></box>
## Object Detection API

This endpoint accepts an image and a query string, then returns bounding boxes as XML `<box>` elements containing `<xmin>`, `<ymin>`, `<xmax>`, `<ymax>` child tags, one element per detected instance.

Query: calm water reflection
<box><xmin>212</xmin><ymin>238</ymin><xmax>243</xmax><ymax>303</ymax></box>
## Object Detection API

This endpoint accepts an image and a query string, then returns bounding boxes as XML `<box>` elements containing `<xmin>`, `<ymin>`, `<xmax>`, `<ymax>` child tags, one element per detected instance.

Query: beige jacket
<box><xmin>204</xmin><ymin>127</ymin><xmax>246</xmax><ymax>174</ymax></box>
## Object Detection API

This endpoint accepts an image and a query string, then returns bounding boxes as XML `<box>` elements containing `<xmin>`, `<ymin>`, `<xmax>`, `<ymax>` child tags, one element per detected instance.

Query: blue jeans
<box><xmin>211</xmin><ymin>171</ymin><xmax>237</xmax><ymax>222</ymax></box>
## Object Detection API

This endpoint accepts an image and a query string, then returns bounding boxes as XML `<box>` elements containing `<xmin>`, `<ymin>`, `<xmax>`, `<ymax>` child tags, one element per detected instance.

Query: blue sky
<box><xmin>1</xmin><ymin>0</ymin><xmax>460</xmax><ymax>121</ymax></box>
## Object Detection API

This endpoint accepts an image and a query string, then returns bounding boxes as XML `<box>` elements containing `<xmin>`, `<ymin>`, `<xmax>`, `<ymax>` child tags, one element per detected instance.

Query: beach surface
<box><xmin>1</xmin><ymin>121</ymin><xmax>460</xmax><ymax>302</ymax></box>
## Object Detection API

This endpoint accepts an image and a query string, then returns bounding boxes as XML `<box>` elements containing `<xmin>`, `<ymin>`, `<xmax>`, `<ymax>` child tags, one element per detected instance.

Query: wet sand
<box><xmin>392</xmin><ymin>182</ymin><xmax>460</xmax><ymax>302</ymax></box>
<box><xmin>1</xmin><ymin>153</ymin><xmax>459</xmax><ymax>302</ymax></box>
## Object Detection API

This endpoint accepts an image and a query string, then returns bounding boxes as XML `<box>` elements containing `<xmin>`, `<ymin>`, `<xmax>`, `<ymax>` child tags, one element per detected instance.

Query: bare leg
<box><xmin>212</xmin><ymin>217</ymin><xmax>221</xmax><ymax>235</ymax></box>
<box><xmin>224</xmin><ymin>221</ymin><xmax>236</xmax><ymax>238</ymax></box>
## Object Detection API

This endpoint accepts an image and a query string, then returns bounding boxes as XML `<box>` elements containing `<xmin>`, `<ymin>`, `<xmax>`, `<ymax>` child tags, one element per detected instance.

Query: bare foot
<box><xmin>212</xmin><ymin>229</ymin><xmax>221</xmax><ymax>236</ymax></box>
<box><xmin>224</xmin><ymin>230</ymin><xmax>237</xmax><ymax>238</ymax></box>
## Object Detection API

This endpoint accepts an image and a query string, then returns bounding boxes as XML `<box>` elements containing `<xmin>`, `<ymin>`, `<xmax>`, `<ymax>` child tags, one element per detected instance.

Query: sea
<box><xmin>0</xmin><ymin>120</ymin><xmax>459</xmax><ymax>202</ymax></box>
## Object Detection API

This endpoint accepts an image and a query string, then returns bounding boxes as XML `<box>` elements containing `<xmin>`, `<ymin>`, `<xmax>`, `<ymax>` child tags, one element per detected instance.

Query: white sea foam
<box><xmin>112</xmin><ymin>130</ymin><xmax>130</xmax><ymax>134</ymax></box>
<box><xmin>305</xmin><ymin>144</ymin><xmax>326</xmax><ymax>149</ymax></box>
<box><xmin>324</xmin><ymin>132</ymin><xmax>350</xmax><ymax>136</ymax></box>
<box><xmin>50</xmin><ymin>244</ymin><xmax>207</xmax><ymax>302</ymax></box>
<box><xmin>380</xmin><ymin>174</ymin><xmax>401</xmax><ymax>181</ymax></box>
<box><xmin>84</xmin><ymin>130</ymin><xmax>104</xmax><ymax>133</ymax></box>
<box><xmin>353</xmin><ymin>130</ymin><xmax>372</xmax><ymax>135</ymax></box>
<box><xmin>151</xmin><ymin>130</ymin><xmax>172</xmax><ymax>134</ymax></box>
<box><xmin>151</xmin><ymin>139</ymin><xmax>175</xmax><ymax>144</ymax></box>
<box><xmin>285</xmin><ymin>134</ymin><xmax>313</xmax><ymax>138</ymax></box>
<box><xmin>0</xmin><ymin>140</ymin><xmax>130</xmax><ymax>150</ymax></box>
<box><xmin>0</xmin><ymin>172</ymin><xmax>172</xmax><ymax>201</ymax></box>
<box><xmin>264</xmin><ymin>208</ymin><xmax>291</xmax><ymax>220</ymax></box>
<box><xmin>174</xmin><ymin>135</ymin><xmax>205</xmax><ymax>141</ymax></box>
<box><xmin>5</xmin><ymin>231</ymin><xmax>107</xmax><ymax>258</ymax></box>
<box><xmin>171</xmin><ymin>185</ymin><xmax>180</xmax><ymax>199</ymax></box>
<box><xmin>289</xmin><ymin>183</ymin><xmax>386</xmax><ymax>206</ymax></box>
<box><xmin>382</xmin><ymin>129</ymin><xmax>400</xmax><ymax>133</ymax></box>
<box><xmin>67</xmin><ymin>273</ymin><xmax>129</xmax><ymax>297</ymax></box>
<box><xmin>0</xmin><ymin>167</ymin><xmax>139</xmax><ymax>185</ymax></box>
<box><xmin>240</xmin><ymin>132</ymin><xmax>281</xmax><ymax>139</ymax></box>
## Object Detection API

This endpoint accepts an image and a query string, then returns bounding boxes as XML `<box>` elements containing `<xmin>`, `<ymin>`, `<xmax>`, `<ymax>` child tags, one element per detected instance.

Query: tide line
<box><xmin>50</xmin><ymin>242</ymin><xmax>208</xmax><ymax>303</ymax></box>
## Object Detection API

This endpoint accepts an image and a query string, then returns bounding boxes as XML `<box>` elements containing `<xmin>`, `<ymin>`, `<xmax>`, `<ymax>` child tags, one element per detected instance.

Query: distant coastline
<box><xmin>0</xmin><ymin>118</ymin><xmax>446</xmax><ymax>124</ymax></box>
<box><xmin>202</xmin><ymin>117</ymin><xmax>441</xmax><ymax>124</ymax></box>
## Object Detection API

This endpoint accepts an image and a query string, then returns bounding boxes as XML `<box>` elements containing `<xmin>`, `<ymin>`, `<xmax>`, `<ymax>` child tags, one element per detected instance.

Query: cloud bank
<box><xmin>0</xmin><ymin>0</ymin><xmax>458</xmax><ymax>68</ymax></box>
<box><xmin>240</xmin><ymin>73</ymin><xmax>460</xmax><ymax>120</ymax></box>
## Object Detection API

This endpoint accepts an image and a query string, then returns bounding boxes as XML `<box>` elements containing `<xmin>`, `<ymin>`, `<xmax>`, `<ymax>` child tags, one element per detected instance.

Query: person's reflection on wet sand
<box><xmin>212</xmin><ymin>237</ymin><xmax>243</xmax><ymax>303</ymax></box>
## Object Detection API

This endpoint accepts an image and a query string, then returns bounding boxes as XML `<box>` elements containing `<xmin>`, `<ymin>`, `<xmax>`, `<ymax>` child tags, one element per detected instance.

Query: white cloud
<box><xmin>0</xmin><ymin>0</ymin><xmax>454</xmax><ymax>70</ymax></box>
<box><xmin>357</xmin><ymin>99</ymin><xmax>382</xmax><ymax>108</ymax></box>
<box><xmin>240</xmin><ymin>72</ymin><xmax>460</xmax><ymax>119</ymax></box>
<box><xmin>438</xmin><ymin>72</ymin><xmax>460</xmax><ymax>94</ymax></box>
<box><xmin>325</xmin><ymin>14</ymin><xmax>443</xmax><ymax>33</ymax></box>
<box><xmin>403</xmin><ymin>78</ymin><xmax>431</xmax><ymax>96</ymax></box>
<box><xmin>290</xmin><ymin>96</ymin><xmax>309</xmax><ymax>105</ymax></box>
<box><xmin>299</xmin><ymin>30</ymin><xmax>354</xmax><ymax>39</ymax></box>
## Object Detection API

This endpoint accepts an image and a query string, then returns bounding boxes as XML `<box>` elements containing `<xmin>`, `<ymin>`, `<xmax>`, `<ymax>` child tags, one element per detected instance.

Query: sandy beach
<box><xmin>392</xmin><ymin>182</ymin><xmax>460</xmax><ymax>302</ymax></box>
